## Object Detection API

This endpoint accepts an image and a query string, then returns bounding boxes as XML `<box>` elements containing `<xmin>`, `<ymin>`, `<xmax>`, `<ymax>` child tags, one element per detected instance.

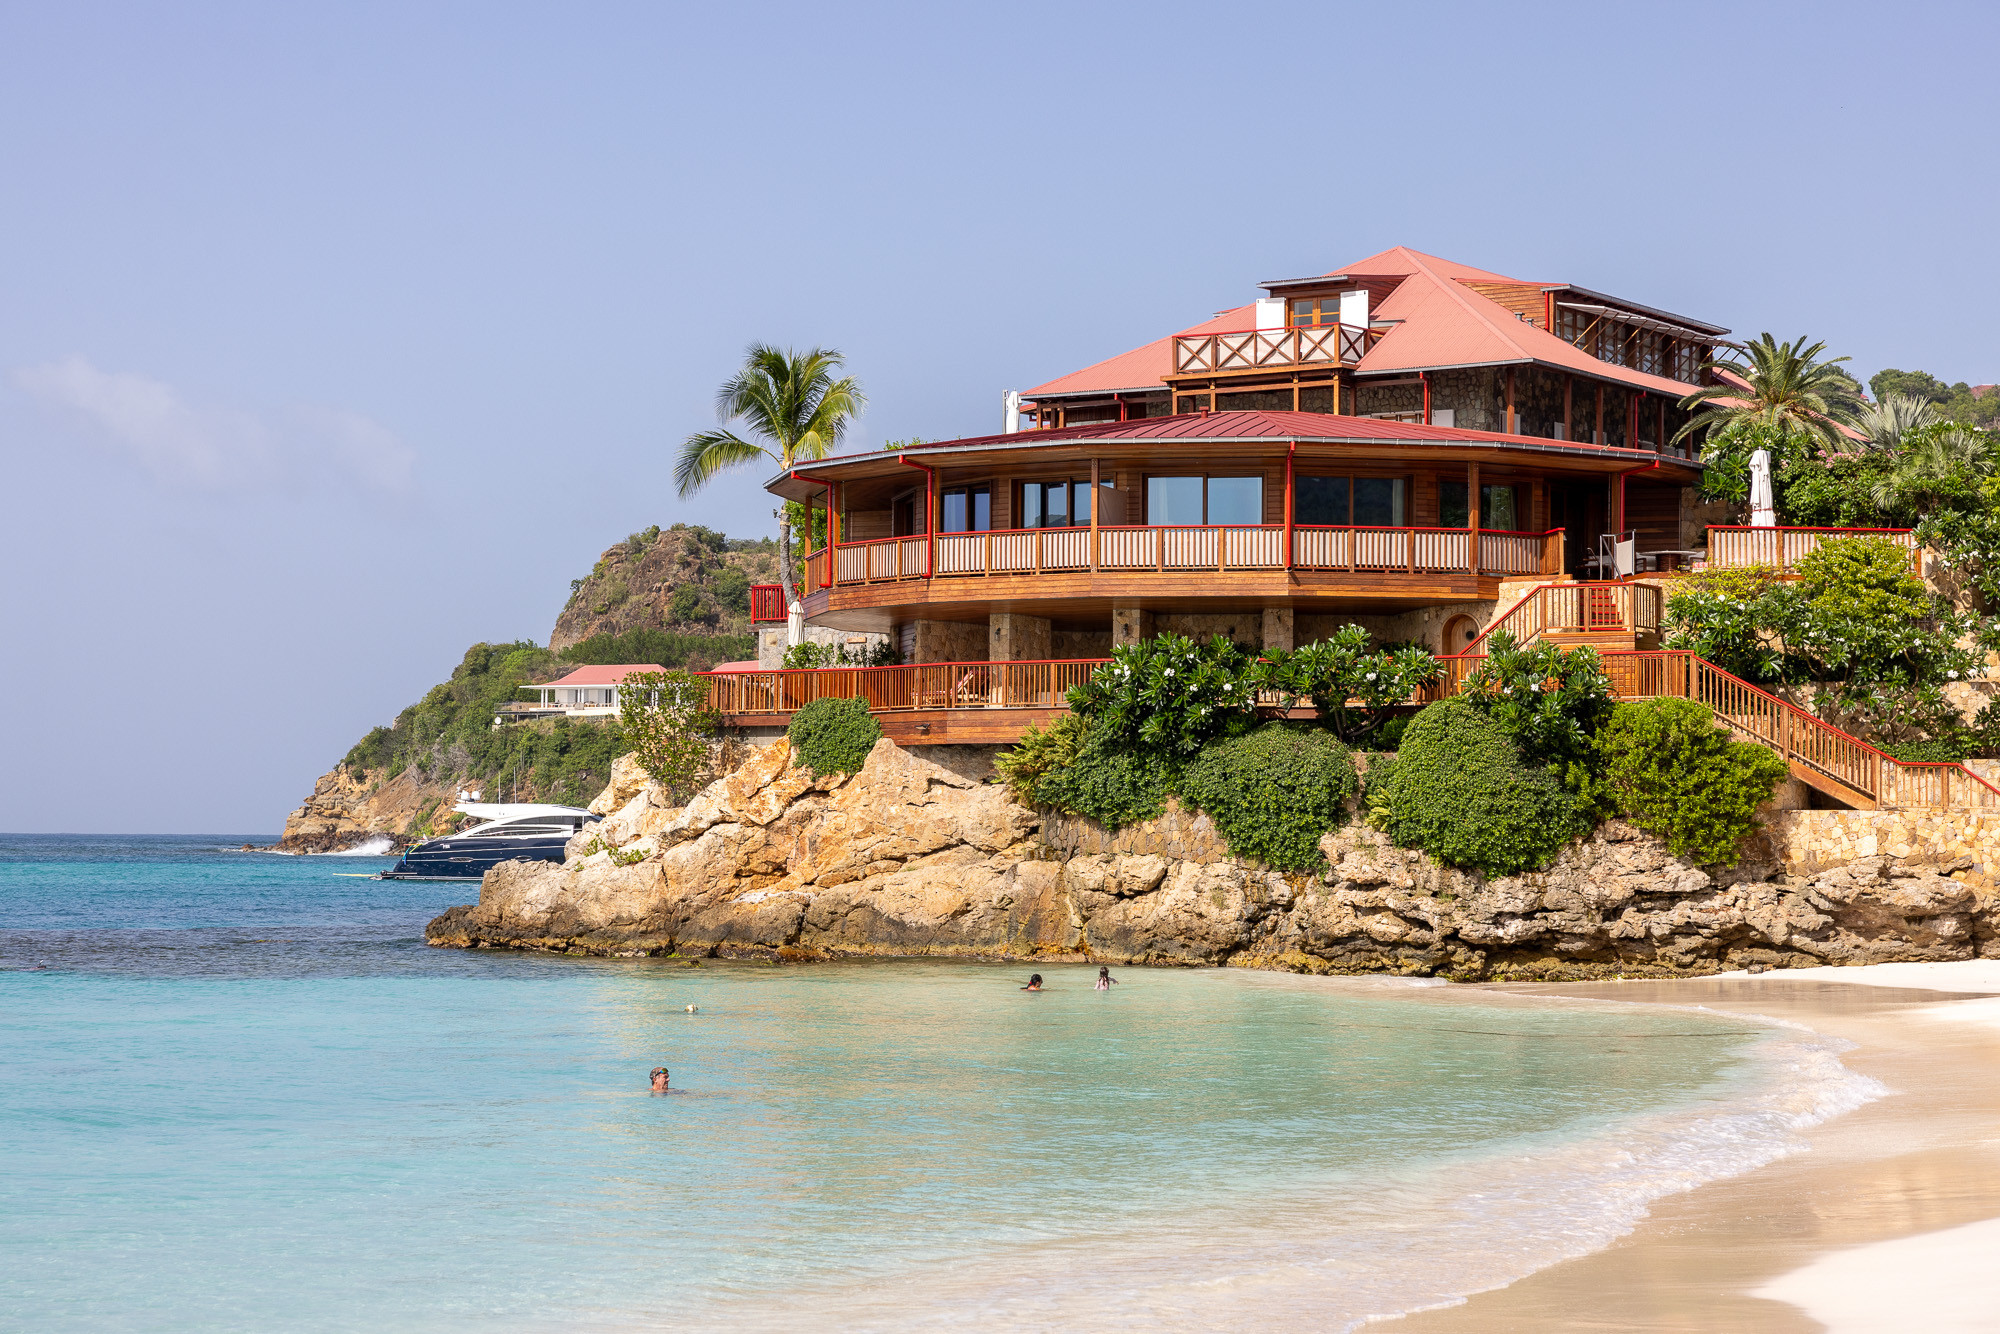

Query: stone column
<box><xmin>912</xmin><ymin>619</ymin><xmax>981</xmax><ymax>663</ymax></box>
<box><xmin>988</xmin><ymin>612</ymin><xmax>1052</xmax><ymax>662</ymax></box>
<box><xmin>1111</xmin><ymin>606</ymin><xmax>1152</xmax><ymax>650</ymax></box>
<box><xmin>1260</xmin><ymin>607</ymin><xmax>1295</xmax><ymax>653</ymax></box>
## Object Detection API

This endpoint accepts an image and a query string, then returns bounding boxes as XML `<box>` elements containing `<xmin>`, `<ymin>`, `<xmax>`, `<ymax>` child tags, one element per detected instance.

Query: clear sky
<box><xmin>3</xmin><ymin>1</ymin><xmax>1995</xmax><ymax>833</ymax></box>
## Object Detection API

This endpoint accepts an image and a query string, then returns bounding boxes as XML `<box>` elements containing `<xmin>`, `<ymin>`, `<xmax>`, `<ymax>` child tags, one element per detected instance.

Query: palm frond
<box><xmin>673</xmin><ymin>429</ymin><xmax>772</xmax><ymax>497</ymax></box>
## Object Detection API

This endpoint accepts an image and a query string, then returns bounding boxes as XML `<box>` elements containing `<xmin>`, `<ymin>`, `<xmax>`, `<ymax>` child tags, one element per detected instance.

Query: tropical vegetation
<box><xmin>674</xmin><ymin>344</ymin><xmax>865</xmax><ymax>604</ymax></box>
<box><xmin>786</xmin><ymin>697</ymin><xmax>882</xmax><ymax>777</ymax></box>
<box><xmin>616</xmin><ymin>670</ymin><xmax>719</xmax><ymax>803</ymax></box>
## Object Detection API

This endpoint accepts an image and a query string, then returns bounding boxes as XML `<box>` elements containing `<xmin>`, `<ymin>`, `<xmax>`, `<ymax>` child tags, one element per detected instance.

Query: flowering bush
<box><xmin>1064</xmin><ymin>633</ymin><xmax>1259</xmax><ymax>759</ymax></box>
<box><xmin>1669</xmin><ymin>536</ymin><xmax>1983</xmax><ymax>748</ymax></box>
<box><xmin>1259</xmin><ymin>626</ymin><xmax>1442</xmax><ymax>745</ymax></box>
<box><xmin>1458</xmin><ymin>632</ymin><xmax>1617</xmax><ymax>797</ymax></box>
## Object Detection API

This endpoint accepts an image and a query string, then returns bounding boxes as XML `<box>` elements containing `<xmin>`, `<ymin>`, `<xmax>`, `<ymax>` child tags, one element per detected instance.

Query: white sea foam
<box><xmin>703</xmin><ymin>1013</ymin><xmax>1884</xmax><ymax>1333</ymax></box>
<box><xmin>326</xmin><ymin>837</ymin><xmax>394</xmax><ymax>856</ymax></box>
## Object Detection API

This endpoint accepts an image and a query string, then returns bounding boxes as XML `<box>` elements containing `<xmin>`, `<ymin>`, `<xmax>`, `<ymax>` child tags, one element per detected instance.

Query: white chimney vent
<box><xmin>1339</xmin><ymin>288</ymin><xmax>1369</xmax><ymax>328</ymax></box>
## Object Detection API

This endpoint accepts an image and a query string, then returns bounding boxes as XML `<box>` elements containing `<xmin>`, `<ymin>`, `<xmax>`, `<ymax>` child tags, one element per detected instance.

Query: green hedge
<box><xmin>1031</xmin><ymin>730</ymin><xmax>1176</xmax><ymax>830</ymax></box>
<box><xmin>1367</xmin><ymin>698</ymin><xmax>1587</xmax><ymax>874</ymax></box>
<box><xmin>787</xmin><ymin>697</ymin><xmax>882</xmax><ymax>777</ymax></box>
<box><xmin>1179</xmin><ymin>724</ymin><xmax>1357</xmax><ymax>871</ymax></box>
<box><xmin>1596</xmin><ymin>698</ymin><xmax>1790</xmax><ymax>864</ymax></box>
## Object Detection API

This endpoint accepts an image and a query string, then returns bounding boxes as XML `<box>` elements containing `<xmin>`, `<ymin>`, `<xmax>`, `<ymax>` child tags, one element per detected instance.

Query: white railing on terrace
<box><xmin>1171</xmin><ymin>323</ymin><xmax>1373</xmax><ymax>375</ymax></box>
<box><xmin>807</xmin><ymin>526</ymin><xmax>1564</xmax><ymax>585</ymax></box>
<box><xmin>1705</xmin><ymin>526</ymin><xmax>1919</xmax><ymax>573</ymax></box>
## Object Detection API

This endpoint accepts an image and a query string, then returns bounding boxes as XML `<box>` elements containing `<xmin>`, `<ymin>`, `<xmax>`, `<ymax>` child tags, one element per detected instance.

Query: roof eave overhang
<box><xmin>1551</xmin><ymin>285</ymin><xmax>1730</xmax><ymax>336</ymax></box>
<box><xmin>765</xmin><ymin>433</ymin><xmax>1697</xmax><ymax>499</ymax></box>
<box><xmin>1356</xmin><ymin>356</ymin><xmax>1696</xmax><ymax>399</ymax></box>
<box><xmin>1020</xmin><ymin>386</ymin><xmax>1169</xmax><ymax>403</ymax></box>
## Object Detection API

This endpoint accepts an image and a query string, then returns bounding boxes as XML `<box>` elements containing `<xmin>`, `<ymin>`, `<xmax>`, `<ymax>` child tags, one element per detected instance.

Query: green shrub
<box><xmin>1031</xmin><ymin>730</ymin><xmax>1175</xmax><ymax>830</ymax></box>
<box><xmin>994</xmin><ymin>713</ymin><xmax>1090</xmax><ymax>802</ymax></box>
<box><xmin>787</xmin><ymin>697</ymin><xmax>882</xmax><ymax>777</ymax></box>
<box><xmin>1065</xmin><ymin>633</ymin><xmax>1259</xmax><ymax>759</ymax></box>
<box><xmin>713</xmin><ymin>566</ymin><xmax>751</xmax><ymax>613</ymax></box>
<box><xmin>616</xmin><ymin>670</ymin><xmax>719</xmax><ymax>802</ymax></box>
<box><xmin>1368</xmin><ymin>698</ymin><xmax>1588</xmax><ymax>874</ymax></box>
<box><xmin>1596</xmin><ymin>698</ymin><xmax>1791</xmax><ymax>864</ymax></box>
<box><xmin>1259</xmin><ymin>626</ymin><xmax>1442</xmax><ymax>745</ymax></box>
<box><xmin>1179</xmin><ymin>724</ymin><xmax>1357</xmax><ymax>871</ymax></box>
<box><xmin>1460</xmin><ymin>632</ymin><xmax>1616</xmax><ymax>797</ymax></box>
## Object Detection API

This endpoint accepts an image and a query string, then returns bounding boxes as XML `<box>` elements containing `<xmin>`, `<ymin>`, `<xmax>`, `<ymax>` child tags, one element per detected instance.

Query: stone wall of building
<box><xmin>1765</xmin><ymin>810</ymin><xmax>2000</xmax><ymax>886</ymax></box>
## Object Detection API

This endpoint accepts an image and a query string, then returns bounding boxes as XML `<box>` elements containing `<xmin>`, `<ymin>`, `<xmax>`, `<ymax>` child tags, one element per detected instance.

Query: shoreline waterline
<box><xmin>0</xmin><ymin>835</ymin><xmax>1964</xmax><ymax>1331</ymax></box>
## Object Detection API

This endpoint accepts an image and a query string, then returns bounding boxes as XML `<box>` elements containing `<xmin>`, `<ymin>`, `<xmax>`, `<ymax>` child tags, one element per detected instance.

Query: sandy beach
<box><xmin>1388</xmin><ymin>961</ymin><xmax>2000</xmax><ymax>1332</ymax></box>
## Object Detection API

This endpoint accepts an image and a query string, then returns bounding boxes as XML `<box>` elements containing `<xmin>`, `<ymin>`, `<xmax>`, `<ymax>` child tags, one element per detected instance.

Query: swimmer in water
<box><xmin>1021</xmin><ymin>973</ymin><xmax>1043</xmax><ymax>991</ymax></box>
<box><xmin>1095</xmin><ymin>966</ymin><xmax>1117</xmax><ymax>990</ymax></box>
<box><xmin>650</xmin><ymin>1067</ymin><xmax>670</xmax><ymax>1093</ymax></box>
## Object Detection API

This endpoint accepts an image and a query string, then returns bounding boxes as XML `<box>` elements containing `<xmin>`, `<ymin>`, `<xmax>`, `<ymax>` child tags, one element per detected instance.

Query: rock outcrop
<box><xmin>425</xmin><ymin>739</ymin><xmax>1999</xmax><ymax>979</ymax></box>
<box><xmin>277</xmin><ymin>765</ymin><xmax>450</xmax><ymax>853</ymax></box>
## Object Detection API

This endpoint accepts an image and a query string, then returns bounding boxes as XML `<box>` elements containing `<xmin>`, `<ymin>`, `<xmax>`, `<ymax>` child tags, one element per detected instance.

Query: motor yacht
<box><xmin>380</xmin><ymin>803</ymin><xmax>598</xmax><ymax>881</ymax></box>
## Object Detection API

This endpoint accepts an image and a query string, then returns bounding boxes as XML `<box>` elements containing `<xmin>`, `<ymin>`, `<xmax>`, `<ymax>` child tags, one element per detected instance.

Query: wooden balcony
<box><xmin>1705</xmin><ymin>526</ymin><xmax>1918</xmax><ymax>573</ymax></box>
<box><xmin>1169</xmin><ymin>324</ymin><xmax>1374</xmax><ymax>377</ymax></box>
<box><xmin>749</xmin><ymin>583</ymin><xmax>788</xmax><ymax>623</ymax></box>
<box><xmin>803</xmin><ymin>524</ymin><xmax>1562</xmax><ymax>593</ymax></box>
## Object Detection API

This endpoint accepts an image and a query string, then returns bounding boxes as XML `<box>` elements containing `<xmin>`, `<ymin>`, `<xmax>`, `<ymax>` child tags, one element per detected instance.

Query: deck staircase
<box><xmin>1442</xmin><ymin>590</ymin><xmax>1999</xmax><ymax>811</ymax></box>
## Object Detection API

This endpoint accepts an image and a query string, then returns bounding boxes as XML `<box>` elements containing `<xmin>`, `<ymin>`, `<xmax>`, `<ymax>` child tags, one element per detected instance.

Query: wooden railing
<box><xmin>704</xmin><ymin>659</ymin><xmax>1106</xmax><ymax>715</ymax></box>
<box><xmin>749</xmin><ymin>584</ymin><xmax>787</xmax><ymax>623</ymax></box>
<box><xmin>1468</xmin><ymin>581</ymin><xmax>1663</xmax><ymax>652</ymax></box>
<box><xmin>1170</xmin><ymin>323</ymin><xmax>1373</xmax><ymax>375</ymax></box>
<box><xmin>1705</xmin><ymin>526</ymin><xmax>1919</xmax><ymax>573</ymax></box>
<box><xmin>1432</xmin><ymin>649</ymin><xmax>2000</xmax><ymax>812</ymax></box>
<box><xmin>801</xmin><ymin>525</ymin><xmax>1560</xmax><ymax>585</ymax></box>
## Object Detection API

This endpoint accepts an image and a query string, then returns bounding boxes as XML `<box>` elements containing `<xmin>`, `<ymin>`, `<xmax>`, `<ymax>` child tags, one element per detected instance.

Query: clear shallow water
<box><xmin>0</xmin><ymin>835</ymin><xmax>1879</xmax><ymax>1331</ymax></box>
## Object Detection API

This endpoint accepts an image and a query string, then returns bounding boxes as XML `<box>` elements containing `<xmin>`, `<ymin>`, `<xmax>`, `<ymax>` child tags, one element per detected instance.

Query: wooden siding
<box><xmin>1457</xmin><ymin>281</ymin><xmax>1549</xmax><ymax>327</ymax></box>
<box><xmin>1624</xmin><ymin>479</ymin><xmax>1682</xmax><ymax>553</ymax></box>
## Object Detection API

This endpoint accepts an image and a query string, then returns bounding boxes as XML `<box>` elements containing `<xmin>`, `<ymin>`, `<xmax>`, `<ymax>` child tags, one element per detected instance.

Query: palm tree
<box><xmin>1853</xmin><ymin>392</ymin><xmax>1945</xmax><ymax>454</ymax></box>
<box><xmin>1673</xmin><ymin>334</ymin><xmax>1863</xmax><ymax>454</ymax></box>
<box><xmin>675</xmin><ymin>345</ymin><xmax>865</xmax><ymax>618</ymax></box>
<box><xmin>1870</xmin><ymin>422</ymin><xmax>1995</xmax><ymax>514</ymax></box>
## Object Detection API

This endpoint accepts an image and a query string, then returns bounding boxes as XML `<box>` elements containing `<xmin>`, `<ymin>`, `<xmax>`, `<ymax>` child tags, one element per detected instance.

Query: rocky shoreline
<box><xmin>423</xmin><ymin>739</ymin><xmax>1996</xmax><ymax>980</ymax></box>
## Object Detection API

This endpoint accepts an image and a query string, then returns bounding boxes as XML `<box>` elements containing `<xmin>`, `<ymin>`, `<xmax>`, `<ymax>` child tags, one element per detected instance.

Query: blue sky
<box><xmin>3</xmin><ymin>0</ymin><xmax>1995</xmax><ymax>833</ymax></box>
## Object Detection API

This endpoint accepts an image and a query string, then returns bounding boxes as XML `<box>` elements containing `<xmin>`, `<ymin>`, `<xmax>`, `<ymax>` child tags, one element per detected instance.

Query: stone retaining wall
<box><xmin>1768</xmin><ymin>810</ymin><xmax>1999</xmax><ymax>886</ymax></box>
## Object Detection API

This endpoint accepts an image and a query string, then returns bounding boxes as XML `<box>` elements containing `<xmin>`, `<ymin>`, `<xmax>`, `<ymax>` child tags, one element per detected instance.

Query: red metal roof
<box><xmin>542</xmin><ymin>665</ymin><xmax>665</xmax><ymax>687</ymax></box>
<box><xmin>803</xmin><ymin>409</ymin><xmax>1665</xmax><ymax>461</ymax></box>
<box><xmin>1022</xmin><ymin>246</ymin><xmax>1702</xmax><ymax>401</ymax></box>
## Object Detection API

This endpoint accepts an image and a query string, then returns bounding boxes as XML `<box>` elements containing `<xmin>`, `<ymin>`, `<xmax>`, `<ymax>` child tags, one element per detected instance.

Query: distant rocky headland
<box><xmin>274</xmin><ymin>523</ymin><xmax>778</xmax><ymax>853</ymax></box>
<box><xmin>425</xmin><ymin>738</ymin><xmax>1998</xmax><ymax>980</ymax></box>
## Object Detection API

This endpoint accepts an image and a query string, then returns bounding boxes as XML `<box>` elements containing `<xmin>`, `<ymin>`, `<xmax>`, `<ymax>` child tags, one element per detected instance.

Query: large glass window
<box><xmin>1439</xmin><ymin>481</ymin><xmax>1520</xmax><ymax>530</ymax></box>
<box><xmin>1353</xmin><ymin>477</ymin><xmax>1405</xmax><ymax>527</ymax></box>
<box><xmin>1207</xmin><ymin>476</ymin><xmax>1263</xmax><ymax>525</ymax></box>
<box><xmin>1296</xmin><ymin>474</ymin><xmax>1405</xmax><ymax>525</ymax></box>
<box><xmin>1020</xmin><ymin>479</ymin><xmax>1112</xmax><ymax>528</ymax></box>
<box><xmin>1146</xmin><ymin>475</ymin><xmax>1263</xmax><ymax>525</ymax></box>
<box><xmin>1147</xmin><ymin>476</ymin><xmax>1205</xmax><ymax>525</ymax></box>
<box><xmin>940</xmin><ymin>485</ymin><xmax>990</xmax><ymax>533</ymax></box>
<box><xmin>1295</xmin><ymin>476</ymin><xmax>1350</xmax><ymax>525</ymax></box>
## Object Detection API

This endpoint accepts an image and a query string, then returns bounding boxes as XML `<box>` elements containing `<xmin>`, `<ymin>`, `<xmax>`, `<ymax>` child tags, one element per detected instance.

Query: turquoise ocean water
<box><xmin>0</xmin><ymin>835</ymin><xmax>1878</xmax><ymax>1331</ymax></box>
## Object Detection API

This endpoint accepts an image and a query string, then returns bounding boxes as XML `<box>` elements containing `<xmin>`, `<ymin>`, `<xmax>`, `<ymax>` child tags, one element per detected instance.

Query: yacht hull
<box><xmin>381</xmin><ymin>833</ymin><xmax>576</xmax><ymax>881</ymax></box>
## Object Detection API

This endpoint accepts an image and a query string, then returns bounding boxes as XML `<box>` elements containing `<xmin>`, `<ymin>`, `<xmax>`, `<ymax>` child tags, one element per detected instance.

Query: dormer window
<box><xmin>1289</xmin><ymin>296</ymin><xmax>1343</xmax><ymax>327</ymax></box>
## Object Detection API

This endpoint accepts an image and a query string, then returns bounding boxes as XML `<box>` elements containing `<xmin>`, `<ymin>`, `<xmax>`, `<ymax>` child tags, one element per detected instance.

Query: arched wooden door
<box><xmin>1441</xmin><ymin>614</ymin><xmax>1480</xmax><ymax>655</ymax></box>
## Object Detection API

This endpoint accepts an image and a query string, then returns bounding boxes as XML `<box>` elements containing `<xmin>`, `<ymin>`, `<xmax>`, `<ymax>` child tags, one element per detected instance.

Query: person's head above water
<box><xmin>1021</xmin><ymin>974</ymin><xmax>1043</xmax><ymax>991</ymax></box>
<box><xmin>649</xmin><ymin>1067</ymin><xmax>669</xmax><ymax>1091</ymax></box>
<box><xmin>1098</xmin><ymin>966</ymin><xmax>1109</xmax><ymax>978</ymax></box>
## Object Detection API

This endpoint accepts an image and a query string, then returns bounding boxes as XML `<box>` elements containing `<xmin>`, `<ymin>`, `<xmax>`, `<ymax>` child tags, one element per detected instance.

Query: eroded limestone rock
<box><xmin>425</xmin><ymin>738</ymin><xmax>2000</xmax><ymax>979</ymax></box>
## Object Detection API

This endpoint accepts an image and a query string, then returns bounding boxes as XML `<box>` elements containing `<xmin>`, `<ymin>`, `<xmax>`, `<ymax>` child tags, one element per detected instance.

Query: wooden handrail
<box><xmin>1466</xmin><ymin>581</ymin><xmax>1662</xmax><ymax>653</ymax></box>
<box><xmin>1705</xmin><ymin>526</ymin><xmax>1921</xmax><ymax>574</ymax></box>
<box><xmin>1431</xmin><ymin>648</ymin><xmax>2000</xmax><ymax>811</ymax></box>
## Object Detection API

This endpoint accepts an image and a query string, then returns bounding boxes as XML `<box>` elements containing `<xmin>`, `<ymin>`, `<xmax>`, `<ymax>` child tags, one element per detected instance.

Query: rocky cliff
<box><xmin>277</xmin><ymin>765</ymin><xmax>452</xmax><ymax>852</ymax></box>
<box><xmin>425</xmin><ymin>739</ymin><xmax>1997</xmax><ymax>978</ymax></box>
<box><xmin>550</xmin><ymin>523</ymin><xmax>781</xmax><ymax>653</ymax></box>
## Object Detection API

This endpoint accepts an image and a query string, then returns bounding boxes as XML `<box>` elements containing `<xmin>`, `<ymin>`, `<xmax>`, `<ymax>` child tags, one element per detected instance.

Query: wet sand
<box><xmin>1388</xmin><ymin>964</ymin><xmax>2000</xmax><ymax>1332</ymax></box>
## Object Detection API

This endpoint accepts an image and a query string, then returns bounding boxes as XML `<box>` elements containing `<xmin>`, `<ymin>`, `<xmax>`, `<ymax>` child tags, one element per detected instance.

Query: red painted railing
<box><xmin>704</xmin><ymin>659</ymin><xmax>1105</xmax><ymax>715</ymax></box>
<box><xmin>1706</xmin><ymin>526</ymin><xmax>1919</xmax><ymax>573</ymax></box>
<box><xmin>799</xmin><ymin>523</ymin><xmax>1561</xmax><ymax>585</ymax></box>
<box><xmin>748</xmin><ymin>584</ymin><xmax>787</xmax><ymax>623</ymax></box>
<box><xmin>1467</xmin><ymin>581</ymin><xmax>1663</xmax><ymax>652</ymax></box>
<box><xmin>1431</xmin><ymin>649</ymin><xmax>2000</xmax><ymax>812</ymax></box>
